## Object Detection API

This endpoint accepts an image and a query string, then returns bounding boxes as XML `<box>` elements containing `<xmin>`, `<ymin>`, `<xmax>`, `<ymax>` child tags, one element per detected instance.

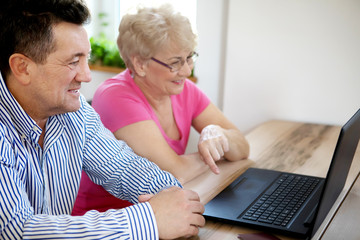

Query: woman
<box><xmin>72</xmin><ymin>4</ymin><xmax>249</xmax><ymax>216</ymax></box>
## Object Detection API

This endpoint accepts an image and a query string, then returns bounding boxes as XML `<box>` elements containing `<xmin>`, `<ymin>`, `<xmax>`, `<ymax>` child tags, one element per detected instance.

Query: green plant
<box><xmin>89</xmin><ymin>35</ymin><xmax>126</xmax><ymax>68</ymax></box>
<box><xmin>89</xmin><ymin>12</ymin><xmax>126</xmax><ymax>69</ymax></box>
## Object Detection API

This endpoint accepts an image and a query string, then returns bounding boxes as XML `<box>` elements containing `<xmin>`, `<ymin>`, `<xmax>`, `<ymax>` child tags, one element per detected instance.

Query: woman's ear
<box><xmin>132</xmin><ymin>55</ymin><xmax>147</xmax><ymax>77</ymax></box>
<box><xmin>8</xmin><ymin>53</ymin><xmax>33</xmax><ymax>85</ymax></box>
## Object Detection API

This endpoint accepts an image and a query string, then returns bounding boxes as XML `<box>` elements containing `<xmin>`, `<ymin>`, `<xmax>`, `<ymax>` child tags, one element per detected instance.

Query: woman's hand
<box><xmin>198</xmin><ymin>124</ymin><xmax>229</xmax><ymax>174</ymax></box>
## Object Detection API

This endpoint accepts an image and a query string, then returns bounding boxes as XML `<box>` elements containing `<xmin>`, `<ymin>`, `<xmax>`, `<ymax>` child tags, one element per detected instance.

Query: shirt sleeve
<box><xmin>81</xmin><ymin>101</ymin><xmax>182</xmax><ymax>204</ymax></box>
<box><xmin>21</xmin><ymin>203</ymin><xmax>158</xmax><ymax>239</ymax></box>
<box><xmin>20</xmin><ymin>203</ymin><xmax>159</xmax><ymax>240</ymax></box>
<box><xmin>0</xmin><ymin>98</ymin><xmax>181</xmax><ymax>239</ymax></box>
<box><xmin>0</xmin><ymin>123</ymin><xmax>157</xmax><ymax>240</ymax></box>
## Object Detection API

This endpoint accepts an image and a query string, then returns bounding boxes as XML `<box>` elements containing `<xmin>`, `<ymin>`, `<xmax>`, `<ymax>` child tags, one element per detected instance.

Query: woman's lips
<box><xmin>172</xmin><ymin>79</ymin><xmax>184</xmax><ymax>85</ymax></box>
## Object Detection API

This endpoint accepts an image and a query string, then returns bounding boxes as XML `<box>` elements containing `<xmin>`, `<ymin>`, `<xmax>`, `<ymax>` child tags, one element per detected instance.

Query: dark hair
<box><xmin>0</xmin><ymin>0</ymin><xmax>91</xmax><ymax>78</ymax></box>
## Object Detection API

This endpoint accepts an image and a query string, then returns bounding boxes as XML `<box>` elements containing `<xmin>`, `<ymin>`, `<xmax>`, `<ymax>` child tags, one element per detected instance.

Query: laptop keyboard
<box><xmin>240</xmin><ymin>173</ymin><xmax>320</xmax><ymax>227</ymax></box>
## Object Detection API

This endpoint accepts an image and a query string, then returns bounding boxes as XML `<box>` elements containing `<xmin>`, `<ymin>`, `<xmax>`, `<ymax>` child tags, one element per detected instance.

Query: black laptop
<box><xmin>204</xmin><ymin>109</ymin><xmax>360</xmax><ymax>239</ymax></box>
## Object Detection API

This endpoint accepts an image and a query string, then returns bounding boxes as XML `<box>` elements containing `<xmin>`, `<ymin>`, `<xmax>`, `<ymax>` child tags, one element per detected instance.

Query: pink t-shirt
<box><xmin>93</xmin><ymin>69</ymin><xmax>210</xmax><ymax>154</ymax></box>
<box><xmin>71</xmin><ymin>69</ymin><xmax>210</xmax><ymax>215</ymax></box>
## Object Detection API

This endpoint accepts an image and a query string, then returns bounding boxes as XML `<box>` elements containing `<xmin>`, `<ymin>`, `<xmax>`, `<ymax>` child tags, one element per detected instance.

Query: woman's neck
<box><xmin>133</xmin><ymin>75</ymin><xmax>170</xmax><ymax>111</ymax></box>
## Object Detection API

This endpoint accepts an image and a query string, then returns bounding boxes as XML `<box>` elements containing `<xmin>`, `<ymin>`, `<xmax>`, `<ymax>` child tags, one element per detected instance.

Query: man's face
<box><xmin>31</xmin><ymin>22</ymin><xmax>91</xmax><ymax>117</ymax></box>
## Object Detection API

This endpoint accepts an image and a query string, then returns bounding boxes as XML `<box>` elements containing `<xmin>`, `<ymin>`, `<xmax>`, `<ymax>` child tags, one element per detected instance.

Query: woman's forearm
<box><xmin>223</xmin><ymin>128</ymin><xmax>250</xmax><ymax>161</ymax></box>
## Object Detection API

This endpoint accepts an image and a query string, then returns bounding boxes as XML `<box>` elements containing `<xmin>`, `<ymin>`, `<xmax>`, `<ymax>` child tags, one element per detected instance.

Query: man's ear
<box><xmin>132</xmin><ymin>55</ymin><xmax>147</xmax><ymax>77</ymax></box>
<box><xmin>8</xmin><ymin>53</ymin><xmax>33</xmax><ymax>85</ymax></box>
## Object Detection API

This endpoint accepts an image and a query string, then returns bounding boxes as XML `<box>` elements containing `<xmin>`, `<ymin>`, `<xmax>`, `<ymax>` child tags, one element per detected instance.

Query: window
<box><xmin>85</xmin><ymin>0</ymin><xmax>197</xmax><ymax>41</ymax></box>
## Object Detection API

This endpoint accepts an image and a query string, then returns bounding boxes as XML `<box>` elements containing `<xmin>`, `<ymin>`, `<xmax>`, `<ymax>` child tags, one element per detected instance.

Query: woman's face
<box><xmin>140</xmin><ymin>46</ymin><xmax>194</xmax><ymax>98</ymax></box>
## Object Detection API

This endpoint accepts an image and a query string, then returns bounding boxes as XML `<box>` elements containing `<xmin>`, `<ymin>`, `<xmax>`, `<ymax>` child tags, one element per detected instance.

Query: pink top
<box><xmin>93</xmin><ymin>69</ymin><xmax>210</xmax><ymax>154</ymax></box>
<box><xmin>71</xmin><ymin>69</ymin><xmax>210</xmax><ymax>215</ymax></box>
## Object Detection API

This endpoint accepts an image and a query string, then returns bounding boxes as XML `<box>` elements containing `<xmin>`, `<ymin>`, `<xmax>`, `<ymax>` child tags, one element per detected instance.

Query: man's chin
<box><xmin>63</xmin><ymin>100</ymin><xmax>81</xmax><ymax>113</ymax></box>
<box><xmin>69</xmin><ymin>104</ymin><xmax>81</xmax><ymax>113</ymax></box>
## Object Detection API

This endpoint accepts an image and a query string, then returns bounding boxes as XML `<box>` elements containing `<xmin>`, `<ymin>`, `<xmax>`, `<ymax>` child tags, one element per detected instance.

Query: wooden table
<box><xmin>181</xmin><ymin>120</ymin><xmax>360</xmax><ymax>240</ymax></box>
<box><xmin>320</xmin><ymin>172</ymin><xmax>360</xmax><ymax>240</ymax></box>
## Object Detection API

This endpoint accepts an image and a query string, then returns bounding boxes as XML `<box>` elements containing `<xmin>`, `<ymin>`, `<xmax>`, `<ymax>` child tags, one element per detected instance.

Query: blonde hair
<box><xmin>117</xmin><ymin>4</ymin><xmax>197</xmax><ymax>72</ymax></box>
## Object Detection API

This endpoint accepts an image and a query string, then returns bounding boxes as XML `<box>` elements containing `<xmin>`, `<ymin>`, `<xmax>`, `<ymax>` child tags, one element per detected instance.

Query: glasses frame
<box><xmin>151</xmin><ymin>52</ymin><xmax>198</xmax><ymax>72</ymax></box>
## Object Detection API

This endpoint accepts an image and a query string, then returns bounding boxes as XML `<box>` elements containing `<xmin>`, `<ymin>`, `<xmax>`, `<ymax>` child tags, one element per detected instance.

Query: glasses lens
<box><xmin>170</xmin><ymin>60</ymin><xmax>183</xmax><ymax>72</ymax></box>
<box><xmin>187</xmin><ymin>52</ymin><xmax>198</xmax><ymax>65</ymax></box>
<box><xmin>170</xmin><ymin>52</ymin><xmax>199</xmax><ymax>72</ymax></box>
<box><xmin>191</xmin><ymin>52</ymin><xmax>198</xmax><ymax>63</ymax></box>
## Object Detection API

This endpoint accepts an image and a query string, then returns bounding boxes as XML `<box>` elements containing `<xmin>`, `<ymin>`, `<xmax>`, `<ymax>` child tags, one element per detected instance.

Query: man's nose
<box><xmin>76</xmin><ymin>62</ymin><xmax>92</xmax><ymax>83</ymax></box>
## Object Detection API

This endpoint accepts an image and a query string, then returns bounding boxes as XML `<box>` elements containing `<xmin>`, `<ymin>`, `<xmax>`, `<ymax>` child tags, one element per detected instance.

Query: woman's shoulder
<box><xmin>179</xmin><ymin>79</ymin><xmax>207</xmax><ymax>98</ymax></box>
<box><xmin>175</xmin><ymin>79</ymin><xmax>211</xmax><ymax>110</ymax></box>
<box><xmin>184</xmin><ymin>78</ymin><xmax>197</xmax><ymax>88</ymax></box>
<box><xmin>95</xmin><ymin>70</ymin><xmax>137</xmax><ymax>97</ymax></box>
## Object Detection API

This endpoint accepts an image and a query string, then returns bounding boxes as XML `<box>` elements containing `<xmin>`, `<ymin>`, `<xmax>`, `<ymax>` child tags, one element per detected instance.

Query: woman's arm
<box><xmin>113</xmin><ymin>120</ymin><xmax>209</xmax><ymax>184</ymax></box>
<box><xmin>112</xmin><ymin>102</ymin><xmax>249</xmax><ymax>182</ymax></box>
<box><xmin>192</xmin><ymin>103</ymin><xmax>250</xmax><ymax>173</ymax></box>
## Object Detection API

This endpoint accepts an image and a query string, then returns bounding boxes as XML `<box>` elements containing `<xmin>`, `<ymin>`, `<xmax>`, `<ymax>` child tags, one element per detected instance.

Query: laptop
<box><xmin>204</xmin><ymin>109</ymin><xmax>360</xmax><ymax>239</ymax></box>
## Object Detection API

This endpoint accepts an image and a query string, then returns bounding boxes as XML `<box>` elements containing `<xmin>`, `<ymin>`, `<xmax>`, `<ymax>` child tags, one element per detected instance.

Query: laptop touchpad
<box><xmin>204</xmin><ymin>168</ymin><xmax>281</xmax><ymax>220</ymax></box>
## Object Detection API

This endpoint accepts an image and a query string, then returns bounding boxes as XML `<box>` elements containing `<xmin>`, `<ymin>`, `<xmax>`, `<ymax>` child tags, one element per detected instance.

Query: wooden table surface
<box><xmin>180</xmin><ymin>120</ymin><xmax>360</xmax><ymax>240</ymax></box>
<box><xmin>320</xmin><ymin>172</ymin><xmax>360</xmax><ymax>240</ymax></box>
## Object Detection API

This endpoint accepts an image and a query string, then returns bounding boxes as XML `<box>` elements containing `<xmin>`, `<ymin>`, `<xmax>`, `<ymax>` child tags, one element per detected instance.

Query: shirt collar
<box><xmin>0</xmin><ymin>72</ymin><xmax>42</xmax><ymax>141</ymax></box>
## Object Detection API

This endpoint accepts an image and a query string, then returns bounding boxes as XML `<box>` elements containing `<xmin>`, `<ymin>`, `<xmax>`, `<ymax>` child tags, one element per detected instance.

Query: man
<box><xmin>0</xmin><ymin>0</ymin><xmax>204</xmax><ymax>239</ymax></box>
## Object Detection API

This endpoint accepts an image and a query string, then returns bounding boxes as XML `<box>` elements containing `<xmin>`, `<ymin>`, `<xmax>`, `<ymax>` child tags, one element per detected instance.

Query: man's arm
<box><xmin>0</xmin><ymin>128</ymin><xmax>161</xmax><ymax>239</ymax></box>
<box><xmin>22</xmin><ymin>203</ymin><xmax>158</xmax><ymax>239</ymax></box>
<box><xmin>79</xmin><ymin>100</ymin><xmax>205</xmax><ymax>239</ymax></box>
<box><xmin>0</xmin><ymin>98</ymin><xmax>196</xmax><ymax>239</ymax></box>
<box><xmin>81</xmin><ymin>100</ymin><xmax>183</xmax><ymax>203</ymax></box>
<box><xmin>1</xmin><ymin>148</ymin><xmax>200</xmax><ymax>240</ymax></box>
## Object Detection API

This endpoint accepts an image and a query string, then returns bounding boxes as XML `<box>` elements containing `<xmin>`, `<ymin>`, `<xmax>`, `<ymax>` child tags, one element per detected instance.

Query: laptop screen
<box><xmin>310</xmin><ymin>108</ymin><xmax>360</xmax><ymax>237</ymax></box>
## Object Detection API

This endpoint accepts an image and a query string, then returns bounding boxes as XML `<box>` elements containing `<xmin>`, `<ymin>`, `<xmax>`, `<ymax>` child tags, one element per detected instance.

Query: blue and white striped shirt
<box><xmin>0</xmin><ymin>73</ymin><xmax>181</xmax><ymax>239</ymax></box>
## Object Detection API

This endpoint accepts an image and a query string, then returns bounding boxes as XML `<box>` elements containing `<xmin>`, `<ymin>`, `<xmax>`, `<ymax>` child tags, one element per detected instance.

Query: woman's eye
<box><xmin>170</xmin><ymin>60</ymin><xmax>181</xmax><ymax>67</ymax></box>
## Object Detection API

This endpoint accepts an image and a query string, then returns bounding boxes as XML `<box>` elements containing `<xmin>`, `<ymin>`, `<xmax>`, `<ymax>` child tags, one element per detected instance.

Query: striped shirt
<box><xmin>0</xmin><ymin>73</ymin><xmax>181</xmax><ymax>239</ymax></box>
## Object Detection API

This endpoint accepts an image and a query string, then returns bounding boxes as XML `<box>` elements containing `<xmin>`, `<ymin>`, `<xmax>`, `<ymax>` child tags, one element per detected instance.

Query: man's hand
<box><xmin>139</xmin><ymin>187</ymin><xmax>205</xmax><ymax>239</ymax></box>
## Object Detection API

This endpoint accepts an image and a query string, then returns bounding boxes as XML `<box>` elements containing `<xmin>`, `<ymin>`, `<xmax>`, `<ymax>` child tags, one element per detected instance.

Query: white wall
<box><xmin>195</xmin><ymin>0</ymin><xmax>228</xmax><ymax>108</ymax></box>
<box><xmin>85</xmin><ymin>0</ymin><xmax>120</xmax><ymax>40</ymax></box>
<box><xmin>185</xmin><ymin>0</ymin><xmax>228</xmax><ymax>153</ymax></box>
<box><xmin>223</xmin><ymin>0</ymin><xmax>360</xmax><ymax>133</ymax></box>
<box><xmin>82</xmin><ymin>70</ymin><xmax>116</xmax><ymax>102</ymax></box>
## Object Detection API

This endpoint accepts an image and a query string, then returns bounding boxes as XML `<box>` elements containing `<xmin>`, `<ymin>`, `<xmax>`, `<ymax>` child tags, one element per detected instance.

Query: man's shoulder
<box><xmin>0</xmin><ymin>105</ymin><xmax>15</xmax><ymax>136</ymax></box>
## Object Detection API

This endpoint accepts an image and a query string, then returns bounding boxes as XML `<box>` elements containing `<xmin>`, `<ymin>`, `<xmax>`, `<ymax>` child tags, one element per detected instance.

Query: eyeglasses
<box><xmin>151</xmin><ymin>52</ymin><xmax>198</xmax><ymax>72</ymax></box>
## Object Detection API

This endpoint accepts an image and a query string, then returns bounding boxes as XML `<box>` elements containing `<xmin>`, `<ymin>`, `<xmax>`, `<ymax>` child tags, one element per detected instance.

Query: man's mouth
<box><xmin>68</xmin><ymin>89</ymin><xmax>80</xmax><ymax>94</ymax></box>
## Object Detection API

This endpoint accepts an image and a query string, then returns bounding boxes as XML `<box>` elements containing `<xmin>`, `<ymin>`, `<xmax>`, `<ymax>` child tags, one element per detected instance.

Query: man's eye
<box><xmin>66</xmin><ymin>60</ymin><xmax>80</xmax><ymax>70</ymax></box>
<box><xmin>70</xmin><ymin>60</ymin><xmax>80</xmax><ymax>66</ymax></box>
